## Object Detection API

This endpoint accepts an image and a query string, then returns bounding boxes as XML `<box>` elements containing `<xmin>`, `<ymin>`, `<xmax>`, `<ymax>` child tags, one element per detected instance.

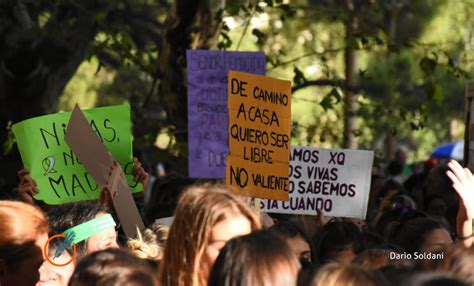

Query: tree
<box><xmin>0</xmin><ymin>0</ymin><xmax>227</xmax><ymax>185</ymax></box>
<box><xmin>0</xmin><ymin>0</ymin><xmax>113</xmax><ymax>185</ymax></box>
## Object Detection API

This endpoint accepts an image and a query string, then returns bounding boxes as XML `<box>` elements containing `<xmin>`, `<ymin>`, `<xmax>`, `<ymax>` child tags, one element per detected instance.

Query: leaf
<box><xmin>391</xmin><ymin>126</ymin><xmax>398</xmax><ymax>136</ymax></box>
<box><xmin>352</xmin><ymin>129</ymin><xmax>362</xmax><ymax>137</ymax></box>
<box><xmin>319</xmin><ymin>88</ymin><xmax>341</xmax><ymax>111</ymax></box>
<box><xmin>225</xmin><ymin>4</ymin><xmax>241</xmax><ymax>16</ymax></box>
<box><xmin>419</xmin><ymin>57</ymin><xmax>437</xmax><ymax>76</ymax></box>
<box><xmin>95</xmin><ymin>11</ymin><xmax>106</xmax><ymax>22</ymax></box>
<box><xmin>265</xmin><ymin>0</ymin><xmax>274</xmax><ymax>7</ymax></box>
<box><xmin>3</xmin><ymin>122</ymin><xmax>15</xmax><ymax>156</ymax></box>
<box><xmin>374</xmin><ymin>36</ymin><xmax>385</xmax><ymax>45</ymax></box>
<box><xmin>329</xmin><ymin>88</ymin><xmax>342</xmax><ymax>103</ymax></box>
<box><xmin>347</xmin><ymin>38</ymin><xmax>361</xmax><ymax>49</ymax></box>
<box><xmin>320</xmin><ymin>95</ymin><xmax>333</xmax><ymax>111</ymax></box>
<box><xmin>387</xmin><ymin>44</ymin><xmax>400</xmax><ymax>54</ymax></box>
<box><xmin>360</xmin><ymin>36</ymin><xmax>369</xmax><ymax>46</ymax></box>
<box><xmin>425</xmin><ymin>83</ymin><xmax>444</xmax><ymax>106</ymax></box>
<box><xmin>252</xmin><ymin>29</ymin><xmax>265</xmax><ymax>46</ymax></box>
<box><xmin>279</xmin><ymin>4</ymin><xmax>296</xmax><ymax>17</ymax></box>
<box><xmin>293</xmin><ymin>67</ymin><xmax>307</xmax><ymax>85</ymax></box>
<box><xmin>218</xmin><ymin>32</ymin><xmax>232</xmax><ymax>50</ymax></box>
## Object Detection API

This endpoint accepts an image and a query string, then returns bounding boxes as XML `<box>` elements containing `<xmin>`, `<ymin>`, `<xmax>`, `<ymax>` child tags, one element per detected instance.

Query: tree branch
<box><xmin>292</xmin><ymin>79</ymin><xmax>363</xmax><ymax>93</ymax></box>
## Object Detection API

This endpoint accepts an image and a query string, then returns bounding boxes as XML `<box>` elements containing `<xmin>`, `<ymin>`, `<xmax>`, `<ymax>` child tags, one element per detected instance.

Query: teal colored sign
<box><xmin>12</xmin><ymin>105</ymin><xmax>142</xmax><ymax>205</ymax></box>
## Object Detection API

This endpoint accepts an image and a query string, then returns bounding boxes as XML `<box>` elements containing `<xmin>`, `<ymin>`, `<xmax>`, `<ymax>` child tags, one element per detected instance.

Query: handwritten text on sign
<box><xmin>226</xmin><ymin>71</ymin><xmax>291</xmax><ymax>200</ymax></box>
<box><xmin>187</xmin><ymin>50</ymin><xmax>266</xmax><ymax>178</ymax></box>
<box><xmin>12</xmin><ymin>105</ymin><xmax>141</xmax><ymax>205</ymax></box>
<box><xmin>259</xmin><ymin>146</ymin><xmax>373</xmax><ymax>219</ymax></box>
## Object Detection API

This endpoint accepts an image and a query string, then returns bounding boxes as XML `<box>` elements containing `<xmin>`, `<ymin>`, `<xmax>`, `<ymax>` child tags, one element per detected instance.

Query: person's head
<box><xmin>433</xmin><ymin>244</ymin><xmax>474</xmax><ymax>285</ymax></box>
<box><xmin>159</xmin><ymin>184</ymin><xmax>261</xmax><ymax>286</ymax></box>
<box><xmin>395</xmin><ymin>147</ymin><xmax>409</xmax><ymax>164</ymax></box>
<box><xmin>424</xmin><ymin>195</ymin><xmax>449</xmax><ymax>218</ymax></box>
<box><xmin>387</xmin><ymin>160</ymin><xmax>404</xmax><ymax>176</ymax></box>
<box><xmin>127</xmin><ymin>224</ymin><xmax>169</xmax><ymax>261</ymax></box>
<box><xmin>353</xmin><ymin>249</ymin><xmax>413</xmax><ymax>270</ymax></box>
<box><xmin>374</xmin><ymin>207</ymin><xmax>425</xmax><ymax>240</ymax></box>
<box><xmin>68</xmin><ymin>248</ymin><xmax>159</xmax><ymax>286</ymax></box>
<box><xmin>37</xmin><ymin>237</ymin><xmax>75</xmax><ymax>286</ymax></box>
<box><xmin>312</xmin><ymin>220</ymin><xmax>361</xmax><ymax>265</ymax></box>
<box><xmin>208</xmin><ymin>230</ymin><xmax>300</xmax><ymax>286</ymax></box>
<box><xmin>270</xmin><ymin>221</ymin><xmax>312</xmax><ymax>264</ymax></box>
<box><xmin>0</xmin><ymin>200</ymin><xmax>49</xmax><ymax>286</ymax></box>
<box><xmin>149</xmin><ymin>222</ymin><xmax>169</xmax><ymax>249</ymax></box>
<box><xmin>310</xmin><ymin>263</ymin><xmax>376</xmax><ymax>286</ymax></box>
<box><xmin>47</xmin><ymin>202</ymin><xmax>118</xmax><ymax>256</ymax></box>
<box><xmin>391</xmin><ymin>217</ymin><xmax>452</xmax><ymax>254</ymax></box>
<box><xmin>400</xmin><ymin>272</ymin><xmax>468</xmax><ymax>286</ymax></box>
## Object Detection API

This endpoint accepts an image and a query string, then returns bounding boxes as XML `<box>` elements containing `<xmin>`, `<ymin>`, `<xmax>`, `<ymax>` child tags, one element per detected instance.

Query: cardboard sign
<box><xmin>12</xmin><ymin>105</ymin><xmax>142</xmax><ymax>205</ymax></box>
<box><xmin>65</xmin><ymin>105</ymin><xmax>144</xmax><ymax>238</ymax></box>
<box><xmin>187</xmin><ymin>50</ymin><xmax>266</xmax><ymax>178</ymax></box>
<box><xmin>226</xmin><ymin>71</ymin><xmax>291</xmax><ymax>200</ymax></box>
<box><xmin>260</xmin><ymin>146</ymin><xmax>374</xmax><ymax>219</ymax></box>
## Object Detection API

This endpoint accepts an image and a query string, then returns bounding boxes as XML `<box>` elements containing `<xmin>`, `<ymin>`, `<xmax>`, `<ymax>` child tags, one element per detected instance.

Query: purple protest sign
<box><xmin>187</xmin><ymin>50</ymin><xmax>266</xmax><ymax>178</ymax></box>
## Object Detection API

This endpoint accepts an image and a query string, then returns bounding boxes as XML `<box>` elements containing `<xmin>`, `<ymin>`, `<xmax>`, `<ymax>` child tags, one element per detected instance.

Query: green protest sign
<box><xmin>12</xmin><ymin>104</ymin><xmax>142</xmax><ymax>205</ymax></box>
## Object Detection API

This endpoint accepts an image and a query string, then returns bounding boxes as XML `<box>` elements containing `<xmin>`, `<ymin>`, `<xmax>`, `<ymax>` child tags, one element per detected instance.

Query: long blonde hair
<box><xmin>128</xmin><ymin>223</ymin><xmax>169</xmax><ymax>260</ymax></box>
<box><xmin>159</xmin><ymin>184</ymin><xmax>261</xmax><ymax>286</ymax></box>
<box><xmin>0</xmin><ymin>200</ymin><xmax>48</xmax><ymax>266</ymax></box>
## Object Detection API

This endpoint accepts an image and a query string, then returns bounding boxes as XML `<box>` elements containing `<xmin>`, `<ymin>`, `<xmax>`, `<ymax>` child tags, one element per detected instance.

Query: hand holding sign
<box><xmin>17</xmin><ymin>169</ymin><xmax>39</xmax><ymax>204</ymax></box>
<box><xmin>12</xmin><ymin>104</ymin><xmax>141</xmax><ymax>204</ymax></box>
<box><xmin>132</xmin><ymin>157</ymin><xmax>149</xmax><ymax>191</ymax></box>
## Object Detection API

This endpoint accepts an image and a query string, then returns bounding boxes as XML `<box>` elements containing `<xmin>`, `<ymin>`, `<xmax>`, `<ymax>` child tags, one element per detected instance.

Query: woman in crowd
<box><xmin>37</xmin><ymin>237</ymin><xmax>76</xmax><ymax>286</ymax></box>
<box><xmin>0</xmin><ymin>200</ymin><xmax>49</xmax><ymax>286</ymax></box>
<box><xmin>353</xmin><ymin>249</ymin><xmax>412</xmax><ymax>270</ymax></box>
<box><xmin>312</xmin><ymin>220</ymin><xmax>361</xmax><ymax>265</ymax></box>
<box><xmin>47</xmin><ymin>201</ymin><xmax>119</xmax><ymax>255</ymax></box>
<box><xmin>159</xmin><ymin>184</ymin><xmax>261</xmax><ymax>286</ymax></box>
<box><xmin>36</xmin><ymin>201</ymin><xmax>119</xmax><ymax>286</ymax></box>
<box><xmin>68</xmin><ymin>248</ymin><xmax>159</xmax><ymax>286</ymax></box>
<box><xmin>269</xmin><ymin>220</ymin><xmax>312</xmax><ymax>264</ymax></box>
<box><xmin>208</xmin><ymin>230</ymin><xmax>300</xmax><ymax>286</ymax></box>
<box><xmin>433</xmin><ymin>244</ymin><xmax>474</xmax><ymax>285</ymax></box>
<box><xmin>389</xmin><ymin>217</ymin><xmax>452</xmax><ymax>254</ymax></box>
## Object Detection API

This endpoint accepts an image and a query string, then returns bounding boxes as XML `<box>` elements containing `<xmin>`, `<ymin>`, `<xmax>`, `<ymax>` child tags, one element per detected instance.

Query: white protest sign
<box><xmin>259</xmin><ymin>146</ymin><xmax>373</xmax><ymax>219</ymax></box>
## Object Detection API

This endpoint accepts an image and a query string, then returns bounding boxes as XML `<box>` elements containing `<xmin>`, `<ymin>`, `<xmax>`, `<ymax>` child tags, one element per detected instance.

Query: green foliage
<box><xmin>55</xmin><ymin>0</ymin><xmax>473</xmax><ymax>165</ymax></box>
<box><xmin>3</xmin><ymin>122</ymin><xmax>15</xmax><ymax>156</ymax></box>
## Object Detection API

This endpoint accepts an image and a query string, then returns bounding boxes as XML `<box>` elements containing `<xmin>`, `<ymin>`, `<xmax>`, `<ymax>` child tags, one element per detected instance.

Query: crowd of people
<box><xmin>0</xmin><ymin>149</ymin><xmax>473</xmax><ymax>286</ymax></box>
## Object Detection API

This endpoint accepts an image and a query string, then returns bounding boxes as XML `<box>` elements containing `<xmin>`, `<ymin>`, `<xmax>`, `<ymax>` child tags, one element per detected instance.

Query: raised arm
<box><xmin>446</xmin><ymin>160</ymin><xmax>474</xmax><ymax>248</ymax></box>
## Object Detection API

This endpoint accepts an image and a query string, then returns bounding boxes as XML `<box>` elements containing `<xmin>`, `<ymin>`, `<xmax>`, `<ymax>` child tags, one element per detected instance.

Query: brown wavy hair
<box><xmin>0</xmin><ymin>200</ymin><xmax>48</xmax><ymax>267</ymax></box>
<box><xmin>159</xmin><ymin>184</ymin><xmax>261</xmax><ymax>286</ymax></box>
